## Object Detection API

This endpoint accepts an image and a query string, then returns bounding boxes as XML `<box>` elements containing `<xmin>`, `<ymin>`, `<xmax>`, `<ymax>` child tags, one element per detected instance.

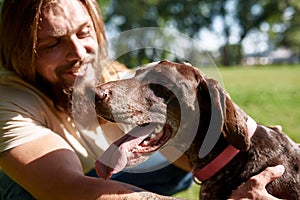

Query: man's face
<box><xmin>35</xmin><ymin>0</ymin><xmax>98</xmax><ymax>89</ymax></box>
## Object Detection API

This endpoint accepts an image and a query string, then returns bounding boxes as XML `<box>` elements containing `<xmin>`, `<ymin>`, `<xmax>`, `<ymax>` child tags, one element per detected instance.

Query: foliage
<box><xmin>102</xmin><ymin>0</ymin><xmax>299</xmax><ymax>66</ymax></box>
<box><xmin>104</xmin><ymin>0</ymin><xmax>211</xmax><ymax>37</ymax></box>
<box><xmin>279</xmin><ymin>0</ymin><xmax>300</xmax><ymax>50</ymax></box>
<box><xmin>96</xmin><ymin>0</ymin><xmax>110</xmax><ymax>17</ymax></box>
<box><xmin>0</xmin><ymin>1</ymin><xmax>298</xmax><ymax>66</ymax></box>
<box><xmin>103</xmin><ymin>0</ymin><xmax>214</xmax><ymax>67</ymax></box>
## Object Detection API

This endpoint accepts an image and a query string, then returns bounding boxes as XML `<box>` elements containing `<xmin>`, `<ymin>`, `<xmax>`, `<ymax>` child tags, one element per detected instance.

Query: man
<box><xmin>0</xmin><ymin>0</ymin><xmax>284</xmax><ymax>199</ymax></box>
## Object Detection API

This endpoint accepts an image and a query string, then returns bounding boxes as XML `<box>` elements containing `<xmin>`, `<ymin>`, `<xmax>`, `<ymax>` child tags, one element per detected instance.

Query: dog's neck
<box><xmin>193</xmin><ymin>116</ymin><xmax>257</xmax><ymax>182</ymax></box>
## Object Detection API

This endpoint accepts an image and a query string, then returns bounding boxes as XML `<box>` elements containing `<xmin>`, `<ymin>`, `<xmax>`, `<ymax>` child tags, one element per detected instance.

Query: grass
<box><xmin>173</xmin><ymin>64</ymin><xmax>300</xmax><ymax>199</ymax></box>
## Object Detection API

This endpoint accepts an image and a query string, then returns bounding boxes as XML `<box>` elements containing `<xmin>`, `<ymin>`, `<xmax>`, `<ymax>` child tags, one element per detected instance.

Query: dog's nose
<box><xmin>95</xmin><ymin>83</ymin><xmax>115</xmax><ymax>103</ymax></box>
<box><xmin>97</xmin><ymin>88</ymin><xmax>110</xmax><ymax>100</ymax></box>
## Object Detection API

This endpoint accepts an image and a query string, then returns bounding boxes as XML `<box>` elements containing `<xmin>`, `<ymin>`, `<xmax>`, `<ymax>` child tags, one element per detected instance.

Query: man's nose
<box><xmin>66</xmin><ymin>35</ymin><xmax>86</xmax><ymax>62</ymax></box>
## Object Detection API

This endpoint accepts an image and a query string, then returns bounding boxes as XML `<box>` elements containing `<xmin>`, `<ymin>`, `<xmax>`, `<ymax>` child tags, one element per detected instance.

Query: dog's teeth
<box><xmin>142</xmin><ymin>140</ymin><xmax>150</xmax><ymax>146</ymax></box>
<box><xmin>131</xmin><ymin>147</ymin><xmax>141</xmax><ymax>153</ymax></box>
<box><xmin>150</xmin><ymin>133</ymin><xmax>157</xmax><ymax>139</ymax></box>
<box><xmin>155</xmin><ymin>125</ymin><xmax>163</xmax><ymax>133</ymax></box>
<box><xmin>125</xmin><ymin>149</ymin><xmax>131</xmax><ymax>155</ymax></box>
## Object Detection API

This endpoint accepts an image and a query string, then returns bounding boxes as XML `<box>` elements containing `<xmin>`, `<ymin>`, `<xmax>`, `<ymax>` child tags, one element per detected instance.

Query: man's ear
<box><xmin>205</xmin><ymin>78</ymin><xmax>251</xmax><ymax>151</ymax></box>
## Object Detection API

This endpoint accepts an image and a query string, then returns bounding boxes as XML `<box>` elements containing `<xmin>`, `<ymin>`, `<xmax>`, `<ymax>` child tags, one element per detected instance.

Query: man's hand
<box><xmin>229</xmin><ymin>165</ymin><xmax>285</xmax><ymax>200</ymax></box>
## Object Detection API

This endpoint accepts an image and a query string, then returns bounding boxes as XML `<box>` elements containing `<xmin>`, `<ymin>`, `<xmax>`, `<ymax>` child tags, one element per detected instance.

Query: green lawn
<box><xmin>173</xmin><ymin>64</ymin><xmax>300</xmax><ymax>199</ymax></box>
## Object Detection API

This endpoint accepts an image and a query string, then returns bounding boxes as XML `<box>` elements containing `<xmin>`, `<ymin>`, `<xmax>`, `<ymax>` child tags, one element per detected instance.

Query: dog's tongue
<box><xmin>95</xmin><ymin>124</ymin><xmax>157</xmax><ymax>179</ymax></box>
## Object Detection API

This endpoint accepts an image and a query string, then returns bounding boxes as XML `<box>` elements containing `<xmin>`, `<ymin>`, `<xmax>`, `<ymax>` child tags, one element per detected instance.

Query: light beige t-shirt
<box><xmin>0</xmin><ymin>71</ymin><xmax>121</xmax><ymax>173</ymax></box>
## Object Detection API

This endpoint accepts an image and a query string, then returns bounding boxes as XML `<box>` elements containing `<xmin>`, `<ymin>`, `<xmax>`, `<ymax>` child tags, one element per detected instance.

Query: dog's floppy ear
<box><xmin>203</xmin><ymin>78</ymin><xmax>251</xmax><ymax>152</ymax></box>
<box><xmin>221</xmin><ymin>90</ymin><xmax>250</xmax><ymax>151</ymax></box>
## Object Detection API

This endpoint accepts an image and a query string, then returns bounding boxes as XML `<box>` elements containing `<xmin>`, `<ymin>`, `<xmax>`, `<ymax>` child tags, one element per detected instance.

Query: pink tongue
<box><xmin>95</xmin><ymin>124</ymin><xmax>157</xmax><ymax>179</ymax></box>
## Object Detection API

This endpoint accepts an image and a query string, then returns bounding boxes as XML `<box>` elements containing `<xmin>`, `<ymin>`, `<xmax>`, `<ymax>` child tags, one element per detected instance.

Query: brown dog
<box><xmin>94</xmin><ymin>60</ymin><xmax>300</xmax><ymax>199</ymax></box>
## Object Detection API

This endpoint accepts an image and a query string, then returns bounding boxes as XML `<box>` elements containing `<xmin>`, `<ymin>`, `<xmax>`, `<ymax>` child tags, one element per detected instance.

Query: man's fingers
<box><xmin>251</xmin><ymin>165</ymin><xmax>285</xmax><ymax>186</ymax></box>
<box><xmin>229</xmin><ymin>165</ymin><xmax>285</xmax><ymax>200</ymax></box>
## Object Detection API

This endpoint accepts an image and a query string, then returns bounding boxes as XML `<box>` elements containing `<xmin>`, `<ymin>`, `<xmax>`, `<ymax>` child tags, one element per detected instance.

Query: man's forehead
<box><xmin>39</xmin><ymin>0</ymin><xmax>90</xmax><ymax>37</ymax></box>
<box><xmin>42</xmin><ymin>0</ymin><xmax>59</xmax><ymax>7</ymax></box>
<box><xmin>41</xmin><ymin>0</ymin><xmax>86</xmax><ymax>19</ymax></box>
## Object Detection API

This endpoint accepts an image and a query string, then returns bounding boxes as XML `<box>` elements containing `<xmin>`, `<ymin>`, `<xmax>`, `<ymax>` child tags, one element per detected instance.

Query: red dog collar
<box><xmin>193</xmin><ymin>116</ymin><xmax>257</xmax><ymax>182</ymax></box>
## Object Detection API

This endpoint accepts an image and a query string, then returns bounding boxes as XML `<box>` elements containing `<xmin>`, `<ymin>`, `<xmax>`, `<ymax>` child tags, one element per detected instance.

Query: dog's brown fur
<box><xmin>95</xmin><ymin>60</ymin><xmax>300</xmax><ymax>199</ymax></box>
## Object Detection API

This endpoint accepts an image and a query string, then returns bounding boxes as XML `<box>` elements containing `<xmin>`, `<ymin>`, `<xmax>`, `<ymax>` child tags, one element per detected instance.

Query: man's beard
<box><xmin>34</xmin><ymin>55</ymin><xmax>102</xmax><ymax>116</ymax></box>
<box><xmin>35</xmin><ymin>73</ymin><xmax>75</xmax><ymax>114</ymax></box>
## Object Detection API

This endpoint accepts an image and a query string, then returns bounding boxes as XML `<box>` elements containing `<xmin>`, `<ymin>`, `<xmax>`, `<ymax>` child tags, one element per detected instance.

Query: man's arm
<box><xmin>0</xmin><ymin>133</ymin><xmax>181</xmax><ymax>200</ymax></box>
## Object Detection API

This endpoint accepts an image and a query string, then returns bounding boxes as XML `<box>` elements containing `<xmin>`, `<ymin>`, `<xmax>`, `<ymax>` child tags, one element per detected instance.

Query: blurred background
<box><xmin>95</xmin><ymin>0</ymin><xmax>300</xmax><ymax>68</ymax></box>
<box><xmin>1</xmin><ymin>0</ymin><xmax>298</xmax><ymax>67</ymax></box>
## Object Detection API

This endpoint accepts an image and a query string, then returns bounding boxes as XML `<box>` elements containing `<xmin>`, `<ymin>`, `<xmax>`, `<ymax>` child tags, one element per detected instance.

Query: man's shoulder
<box><xmin>1</xmin><ymin>71</ymin><xmax>41</xmax><ymax>96</ymax></box>
<box><xmin>0</xmin><ymin>71</ymin><xmax>53</xmax><ymax>115</ymax></box>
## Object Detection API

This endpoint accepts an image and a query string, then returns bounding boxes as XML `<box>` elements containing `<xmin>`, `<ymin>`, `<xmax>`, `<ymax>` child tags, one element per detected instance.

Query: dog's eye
<box><xmin>139</xmin><ymin>123</ymin><xmax>150</xmax><ymax>127</ymax></box>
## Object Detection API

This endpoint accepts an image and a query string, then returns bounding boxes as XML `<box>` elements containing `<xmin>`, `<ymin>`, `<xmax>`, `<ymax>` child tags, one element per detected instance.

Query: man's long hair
<box><xmin>0</xmin><ymin>0</ymin><xmax>108</xmax><ymax>84</ymax></box>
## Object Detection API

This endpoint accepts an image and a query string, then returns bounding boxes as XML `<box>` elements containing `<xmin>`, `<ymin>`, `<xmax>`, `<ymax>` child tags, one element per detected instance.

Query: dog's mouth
<box><xmin>132</xmin><ymin>123</ymin><xmax>172</xmax><ymax>153</ymax></box>
<box><xmin>95</xmin><ymin>123</ymin><xmax>173</xmax><ymax>179</ymax></box>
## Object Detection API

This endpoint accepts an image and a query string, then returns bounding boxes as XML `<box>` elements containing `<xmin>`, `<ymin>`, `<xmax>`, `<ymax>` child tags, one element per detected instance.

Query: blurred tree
<box><xmin>103</xmin><ymin>0</ymin><xmax>213</xmax><ymax>67</ymax></box>
<box><xmin>102</xmin><ymin>0</ymin><xmax>298</xmax><ymax>66</ymax></box>
<box><xmin>182</xmin><ymin>0</ymin><xmax>295</xmax><ymax>65</ymax></box>
<box><xmin>278</xmin><ymin>0</ymin><xmax>300</xmax><ymax>61</ymax></box>
<box><xmin>0</xmin><ymin>0</ymin><xmax>296</xmax><ymax>66</ymax></box>
<box><xmin>227</xmin><ymin>0</ymin><xmax>292</xmax><ymax>65</ymax></box>
<box><xmin>237</xmin><ymin>0</ymin><xmax>299</xmax><ymax>54</ymax></box>
<box><xmin>104</xmin><ymin>0</ymin><xmax>211</xmax><ymax>36</ymax></box>
<box><xmin>97</xmin><ymin>0</ymin><xmax>110</xmax><ymax>18</ymax></box>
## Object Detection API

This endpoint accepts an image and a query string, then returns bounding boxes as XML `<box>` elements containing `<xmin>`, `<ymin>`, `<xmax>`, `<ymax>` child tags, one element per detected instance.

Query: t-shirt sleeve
<box><xmin>0</xmin><ymin>77</ymin><xmax>57</xmax><ymax>156</ymax></box>
<box><xmin>0</xmin><ymin>100</ymin><xmax>52</xmax><ymax>155</ymax></box>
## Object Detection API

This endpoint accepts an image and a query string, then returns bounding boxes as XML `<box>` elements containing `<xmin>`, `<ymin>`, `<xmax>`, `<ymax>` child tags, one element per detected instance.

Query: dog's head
<box><xmin>94</xmin><ymin>60</ymin><xmax>251</xmax><ymax>179</ymax></box>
